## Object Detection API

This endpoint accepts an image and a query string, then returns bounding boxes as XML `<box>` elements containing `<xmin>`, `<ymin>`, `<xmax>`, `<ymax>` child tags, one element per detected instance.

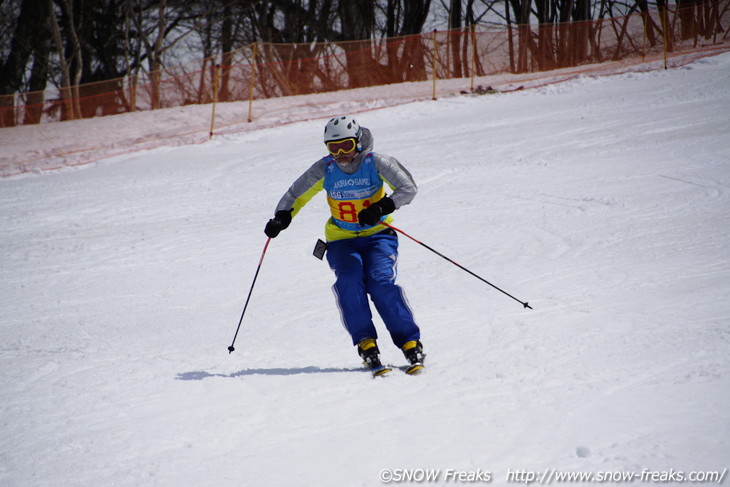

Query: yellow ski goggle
<box><xmin>326</xmin><ymin>138</ymin><xmax>357</xmax><ymax>155</ymax></box>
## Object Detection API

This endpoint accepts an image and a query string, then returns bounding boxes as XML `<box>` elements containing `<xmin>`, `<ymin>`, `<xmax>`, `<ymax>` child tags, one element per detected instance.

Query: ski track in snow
<box><xmin>1</xmin><ymin>53</ymin><xmax>729</xmax><ymax>487</ymax></box>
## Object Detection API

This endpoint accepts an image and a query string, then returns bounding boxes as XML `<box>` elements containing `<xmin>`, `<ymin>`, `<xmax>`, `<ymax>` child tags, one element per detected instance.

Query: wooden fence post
<box><xmin>662</xmin><ymin>7</ymin><xmax>669</xmax><ymax>69</ymax></box>
<box><xmin>209</xmin><ymin>64</ymin><xmax>220</xmax><ymax>140</ymax></box>
<box><xmin>432</xmin><ymin>30</ymin><xmax>438</xmax><ymax>100</ymax></box>
<box><xmin>248</xmin><ymin>42</ymin><xmax>258</xmax><ymax>123</ymax></box>
<box><xmin>470</xmin><ymin>24</ymin><xmax>477</xmax><ymax>92</ymax></box>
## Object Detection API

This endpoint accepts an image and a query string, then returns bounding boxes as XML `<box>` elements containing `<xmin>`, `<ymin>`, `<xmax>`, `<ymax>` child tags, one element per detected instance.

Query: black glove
<box><xmin>357</xmin><ymin>196</ymin><xmax>396</xmax><ymax>227</ymax></box>
<box><xmin>264</xmin><ymin>209</ymin><xmax>293</xmax><ymax>238</ymax></box>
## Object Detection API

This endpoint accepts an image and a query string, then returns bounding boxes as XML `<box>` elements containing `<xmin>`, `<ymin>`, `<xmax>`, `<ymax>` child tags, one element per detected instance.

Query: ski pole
<box><xmin>379</xmin><ymin>221</ymin><xmax>532</xmax><ymax>310</ymax></box>
<box><xmin>228</xmin><ymin>237</ymin><xmax>271</xmax><ymax>353</ymax></box>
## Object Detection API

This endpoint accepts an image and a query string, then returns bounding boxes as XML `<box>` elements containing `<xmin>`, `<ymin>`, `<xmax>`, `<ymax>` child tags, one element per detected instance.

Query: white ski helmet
<box><xmin>323</xmin><ymin>115</ymin><xmax>362</xmax><ymax>144</ymax></box>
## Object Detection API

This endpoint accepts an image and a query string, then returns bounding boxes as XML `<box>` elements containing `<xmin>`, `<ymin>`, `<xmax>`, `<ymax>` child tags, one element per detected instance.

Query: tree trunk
<box><xmin>448</xmin><ymin>0</ymin><xmax>463</xmax><ymax>78</ymax></box>
<box><xmin>219</xmin><ymin>2</ymin><xmax>233</xmax><ymax>101</ymax></box>
<box><xmin>339</xmin><ymin>0</ymin><xmax>375</xmax><ymax>88</ymax></box>
<box><xmin>400</xmin><ymin>0</ymin><xmax>432</xmax><ymax>81</ymax></box>
<box><xmin>24</xmin><ymin>11</ymin><xmax>52</xmax><ymax>124</ymax></box>
<box><xmin>509</xmin><ymin>0</ymin><xmax>533</xmax><ymax>72</ymax></box>
<box><xmin>61</xmin><ymin>0</ymin><xmax>83</xmax><ymax>119</ymax></box>
<box><xmin>637</xmin><ymin>0</ymin><xmax>658</xmax><ymax>47</ymax></box>
<box><xmin>48</xmin><ymin>0</ymin><xmax>75</xmax><ymax>120</ymax></box>
<box><xmin>657</xmin><ymin>0</ymin><xmax>674</xmax><ymax>52</ymax></box>
<box><xmin>149</xmin><ymin>0</ymin><xmax>167</xmax><ymax>109</ymax></box>
<box><xmin>506</xmin><ymin>0</ymin><xmax>516</xmax><ymax>73</ymax></box>
<box><xmin>1</xmin><ymin>0</ymin><xmax>50</xmax><ymax>126</ymax></box>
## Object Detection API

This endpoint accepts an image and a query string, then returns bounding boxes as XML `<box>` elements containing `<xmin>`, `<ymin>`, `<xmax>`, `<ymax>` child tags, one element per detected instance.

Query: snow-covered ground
<box><xmin>1</xmin><ymin>52</ymin><xmax>729</xmax><ymax>487</ymax></box>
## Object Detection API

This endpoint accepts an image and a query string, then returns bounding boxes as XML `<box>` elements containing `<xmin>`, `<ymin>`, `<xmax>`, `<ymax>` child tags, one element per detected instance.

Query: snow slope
<box><xmin>1</xmin><ymin>53</ymin><xmax>729</xmax><ymax>487</ymax></box>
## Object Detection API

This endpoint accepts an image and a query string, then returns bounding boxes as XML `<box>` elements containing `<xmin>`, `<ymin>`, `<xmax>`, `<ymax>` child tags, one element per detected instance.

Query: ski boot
<box><xmin>402</xmin><ymin>340</ymin><xmax>425</xmax><ymax>375</ymax></box>
<box><xmin>358</xmin><ymin>339</ymin><xmax>391</xmax><ymax>377</ymax></box>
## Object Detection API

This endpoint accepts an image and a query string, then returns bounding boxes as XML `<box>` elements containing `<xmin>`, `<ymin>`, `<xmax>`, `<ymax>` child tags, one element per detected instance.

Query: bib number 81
<box><xmin>337</xmin><ymin>200</ymin><xmax>370</xmax><ymax>223</ymax></box>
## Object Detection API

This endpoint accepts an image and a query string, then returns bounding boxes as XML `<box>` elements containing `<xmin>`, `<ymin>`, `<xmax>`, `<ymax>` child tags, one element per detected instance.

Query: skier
<box><xmin>264</xmin><ymin>115</ymin><xmax>425</xmax><ymax>375</ymax></box>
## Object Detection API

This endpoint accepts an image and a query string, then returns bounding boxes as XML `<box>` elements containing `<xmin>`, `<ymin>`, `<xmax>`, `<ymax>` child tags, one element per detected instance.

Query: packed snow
<box><xmin>1</xmin><ymin>52</ymin><xmax>729</xmax><ymax>487</ymax></box>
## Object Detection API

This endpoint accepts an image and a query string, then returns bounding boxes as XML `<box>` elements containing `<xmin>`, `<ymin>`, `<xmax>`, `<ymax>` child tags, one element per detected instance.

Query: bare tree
<box><xmin>48</xmin><ymin>0</ymin><xmax>83</xmax><ymax>119</ymax></box>
<box><xmin>1</xmin><ymin>0</ymin><xmax>53</xmax><ymax>125</ymax></box>
<box><xmin>3</xmin><ymin>0</ymin><xmax>730</xmax><ymax>126</ymax></box>
<box><xmin>339</xmin><ymin>0</ymin><xmax>376</xmax><ymax>87</ymax></box>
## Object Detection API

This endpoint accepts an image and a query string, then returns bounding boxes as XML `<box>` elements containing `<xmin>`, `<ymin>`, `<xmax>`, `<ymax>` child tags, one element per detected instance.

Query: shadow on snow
<box><xmin>176</xmin><ymin>366</ymin><xmax>363</xmax><ymax>380</ymax></box>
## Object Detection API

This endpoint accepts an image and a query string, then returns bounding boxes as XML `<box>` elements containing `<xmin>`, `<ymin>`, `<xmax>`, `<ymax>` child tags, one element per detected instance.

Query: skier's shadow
<box><xmin>176</xmin><ymin>366</ymin><xmax>362</xmax><ymax>381</ymax></box>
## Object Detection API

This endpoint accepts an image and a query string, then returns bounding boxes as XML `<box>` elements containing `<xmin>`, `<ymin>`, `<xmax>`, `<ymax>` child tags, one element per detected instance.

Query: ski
<box><xmin>359</xmin><ymin>339</ymin><xmax>425</xmax><ymax>378</ymax></box>
<box><xmin>405</xmin><ymin>363</ymin><xmax>424</xmax><ymax>375</ymax></box>
<box><xmin>367</xmin><ymin>363</ymin><xmax>424</xmax><ymax>377</ymax></box>
<box><xmin>370</xmin><ymin>364</ymin><xmax>393</xmax><ymax>377</ymax></box>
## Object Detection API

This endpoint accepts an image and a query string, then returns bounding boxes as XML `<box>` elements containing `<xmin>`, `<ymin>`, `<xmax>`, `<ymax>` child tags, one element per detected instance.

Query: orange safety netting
<box><xmin>1</xmin><ymin>3</ymin><xmax>728</xmax><ymax>129</ymax></box>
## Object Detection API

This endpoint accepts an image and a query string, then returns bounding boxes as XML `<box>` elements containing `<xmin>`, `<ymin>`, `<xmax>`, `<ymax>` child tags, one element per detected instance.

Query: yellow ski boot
<box><xmin>402</xmin><ymin>340</ymin><xmax>425</xmax><ymax>375</ymax></box>
<box><xmin>358</xmin><ymin>339</ymin><xmax>392</xmax><ymax>377</ymax></box>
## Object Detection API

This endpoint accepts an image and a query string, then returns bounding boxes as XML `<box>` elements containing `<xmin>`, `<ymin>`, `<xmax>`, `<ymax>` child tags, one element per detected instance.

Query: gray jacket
<box><xmin>274</xmin><ymin>127</ymin><xmax>418</xmax><ymax>215</ymax></box>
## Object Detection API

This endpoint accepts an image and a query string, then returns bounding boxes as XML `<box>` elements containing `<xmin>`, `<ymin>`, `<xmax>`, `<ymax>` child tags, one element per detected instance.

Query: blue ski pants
<box><xmin>326</xmin><ymin>231</ymin><xmax>420</xmax><ymax>348</ymax></box>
